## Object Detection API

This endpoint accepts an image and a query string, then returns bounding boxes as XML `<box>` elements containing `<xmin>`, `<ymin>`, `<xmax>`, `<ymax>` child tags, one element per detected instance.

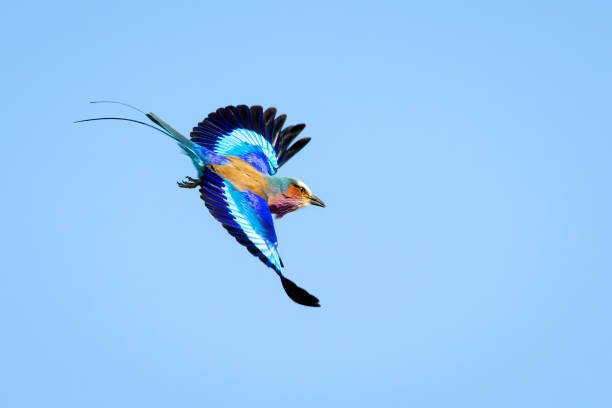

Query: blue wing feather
<box><xmin>200</xmin><ymin>170</ymin><xmax>282</xmax><ymax>274</ymax></box>
<box><xmin>190</xmin><ymin>105</ymin><xmax>311</xmax><ymax>174</ymax></box>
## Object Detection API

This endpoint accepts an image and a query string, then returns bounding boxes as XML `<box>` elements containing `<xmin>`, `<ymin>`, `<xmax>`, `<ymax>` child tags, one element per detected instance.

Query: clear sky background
<box><xmin>1</xmin><ymin>1</ymin><xmax>611</xmax><ymax>407</ymax></box>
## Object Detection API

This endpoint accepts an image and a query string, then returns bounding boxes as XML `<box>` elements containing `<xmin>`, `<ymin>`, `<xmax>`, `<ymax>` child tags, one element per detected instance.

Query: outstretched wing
<box><xmin>200</xmin><ymin>170</ymin><xmax>283</xmax><ymax>273</ymax></box>
<box><xmin>199</xmin><ymin>170</ymin><xmax>320</xmax><ymax>306</ymax></box>
<box><xmin>190</xmin><ymin>105</ymin><xmax>310</xmax><ymax>174</ymax></box>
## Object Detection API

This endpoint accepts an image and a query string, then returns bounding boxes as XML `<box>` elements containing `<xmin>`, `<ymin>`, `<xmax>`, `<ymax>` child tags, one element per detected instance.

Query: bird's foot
<box><xmin>177</xmin><ymin>176</ymin><xmax>201</xmax><ymax>189</ymax></box>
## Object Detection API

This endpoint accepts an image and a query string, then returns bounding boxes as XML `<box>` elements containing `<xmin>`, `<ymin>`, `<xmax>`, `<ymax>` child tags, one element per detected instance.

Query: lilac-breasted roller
<box><xmin>77</xmin><ymin>102</ymin><xmax>325</xmax><ymax>307</ymax></box>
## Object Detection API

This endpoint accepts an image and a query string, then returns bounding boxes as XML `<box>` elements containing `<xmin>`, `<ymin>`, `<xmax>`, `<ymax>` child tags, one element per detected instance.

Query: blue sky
<box><xmin>1</xmin><ymin>1</ymin><xmax>611</xmax><ymax>406</ymax></box>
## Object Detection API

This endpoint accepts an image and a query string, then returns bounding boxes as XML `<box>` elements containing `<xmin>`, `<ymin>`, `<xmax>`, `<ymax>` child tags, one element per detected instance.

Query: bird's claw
<box><xmin>177</xmin><ymin>176</ymin><xmax>201</xmax><ymax>189</ymax></box>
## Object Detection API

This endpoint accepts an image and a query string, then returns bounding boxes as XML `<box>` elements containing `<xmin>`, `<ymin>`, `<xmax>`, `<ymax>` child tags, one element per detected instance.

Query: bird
<box><xmin>76</xmin><ymin>101</ymin><xmax>325</xmax><ymax>307</ymax></box>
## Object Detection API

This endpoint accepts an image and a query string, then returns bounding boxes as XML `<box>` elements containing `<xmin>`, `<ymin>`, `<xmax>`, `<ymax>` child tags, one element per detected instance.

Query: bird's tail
<box><xmin>75</xmin><ymin>101</ymin><xmax>207</xmax><ymax>174</ymax></box>
<box><xmin>145</xmin><ymin>112</ymin><xmax>207</xmax><ymax>173</ymax></box>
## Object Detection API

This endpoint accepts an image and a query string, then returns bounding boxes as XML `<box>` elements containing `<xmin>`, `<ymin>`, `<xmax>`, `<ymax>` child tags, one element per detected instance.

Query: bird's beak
<box><xmin>309</xmin><ymin>195</ymin><xmax>326</xmax><ymax>207</ymax></box>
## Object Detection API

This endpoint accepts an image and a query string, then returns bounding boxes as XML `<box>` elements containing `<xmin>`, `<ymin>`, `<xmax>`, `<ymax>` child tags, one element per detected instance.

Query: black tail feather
<box><xmin>74</xmin><ymin>117</ymin><xmax>172</xmax><ymax>137</ymax></box>
<box><xmin>280</xmin><ymin>276</ymin><xmax>320</xmax><ymax>307</ymax></box>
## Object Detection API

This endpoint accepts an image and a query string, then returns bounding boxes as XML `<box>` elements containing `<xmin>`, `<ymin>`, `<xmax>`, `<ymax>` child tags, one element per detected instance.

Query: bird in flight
<box><xmin>77</xmin><ymin>101</ymin><xmax>325</xmax><ymax>307</ymax></box>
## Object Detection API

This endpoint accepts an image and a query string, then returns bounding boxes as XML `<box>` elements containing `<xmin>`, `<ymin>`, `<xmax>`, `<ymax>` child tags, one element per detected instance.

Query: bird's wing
<box><xmin>199</xmin><ymin>170</ymin><xmax>320</xmax><ymax>306</ymax></box>
<box><xmin>200</xmin><ymin>170</ymin><xmax>283</xmax><ymax>273</ymax></box>
<box><xmin>190</xmin><ymin>105</ymin><xmax>310</xmax><ymax>175</ymax></box>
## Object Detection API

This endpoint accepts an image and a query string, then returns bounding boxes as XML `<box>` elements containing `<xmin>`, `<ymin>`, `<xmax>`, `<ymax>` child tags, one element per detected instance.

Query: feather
<box><xmin>199</xmin><ymin>170</ymin><xmax>320</xmax><ymax>306</ymax></box>
<box><xmin>271</xmin><ymin>114</ymin><xmax>287</xmax><ymax>148</ymax></box>
<box><xmin>190</xmin><ymin>106</ymin><xmax>310</xmax><ymax>175</ymax></box>
<box><xmin>278</xmin><ymin>137</ymin><xmax>311</xmax><ymax>168</ymax></box>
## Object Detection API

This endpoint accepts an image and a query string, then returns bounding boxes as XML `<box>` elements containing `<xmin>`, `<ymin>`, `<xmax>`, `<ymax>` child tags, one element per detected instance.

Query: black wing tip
<box><xmin>280</xmin><ymin>276</ymin><xmax>321</xmax><ymax>307</ymax></box>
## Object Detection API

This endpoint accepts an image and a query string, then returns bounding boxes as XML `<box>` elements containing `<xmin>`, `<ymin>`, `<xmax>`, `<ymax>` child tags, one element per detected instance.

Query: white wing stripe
<box><xmin>214</xmin><ymin>128</ymin><xmax>278</xmax><ymax>171</ymax></box>
<box><xmin>222</xmin><ymin>183</ymin><xmax>281</xmax><ymax>269</ymax></box>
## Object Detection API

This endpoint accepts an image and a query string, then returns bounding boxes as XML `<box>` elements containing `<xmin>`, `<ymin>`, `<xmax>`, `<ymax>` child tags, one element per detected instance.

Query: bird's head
<box><xmin>268</xmin><ymin>178</ymin><xmax>325</xmax><ymax>218</ymax></box>
<box><xmin>287</xmin><ymin>179</ymin><xmax>326</xmax><ymax>208</ymax></box>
